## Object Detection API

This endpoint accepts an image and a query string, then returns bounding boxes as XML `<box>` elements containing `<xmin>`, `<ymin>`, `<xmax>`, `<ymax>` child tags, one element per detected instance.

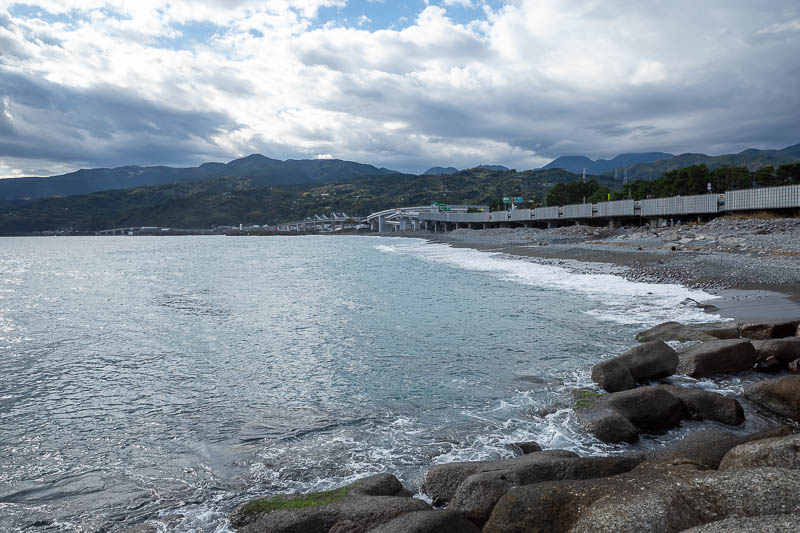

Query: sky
<box><xmin>0</xmin><ymin>1</ymin><xmax>799</xmax><ymax>177</ymax></box>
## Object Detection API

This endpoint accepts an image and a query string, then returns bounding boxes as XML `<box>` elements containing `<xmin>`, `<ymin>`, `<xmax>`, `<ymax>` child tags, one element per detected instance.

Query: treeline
<box><xmin>544</xmin><ymin>163</ymin><xmax>800</xmax><ymax>206</ymax></box>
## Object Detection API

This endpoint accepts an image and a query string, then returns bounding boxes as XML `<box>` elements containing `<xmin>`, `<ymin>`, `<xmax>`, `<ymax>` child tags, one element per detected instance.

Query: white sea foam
<box><xmin>379</xmin><ymin>239</ymin><xmax>723</xmax><ymax>326</ymax></box>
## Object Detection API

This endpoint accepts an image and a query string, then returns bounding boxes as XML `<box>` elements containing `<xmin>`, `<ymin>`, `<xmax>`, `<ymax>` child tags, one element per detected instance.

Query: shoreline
<box><xmin>370</xmin><ymin>217</ymin><xmax>800</xmax><ymax>323</ymax></box>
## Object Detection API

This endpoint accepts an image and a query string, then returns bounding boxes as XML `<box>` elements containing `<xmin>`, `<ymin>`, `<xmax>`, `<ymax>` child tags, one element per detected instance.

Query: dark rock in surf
<box><xmin>756</xmin><ymin>356</ymin><xmax>783</xmax><ymax>373</ymax></box>
<box><xmin>591</xmin><ymin>341</ymin><xmax>678</xmax><ymax>392</ymax></box>
<box><xmin>513</xmin><ymin>441</ymin><xmax>543</xmax><ymax>454</ymax></box>
<box><xmin>677</xmin><ymin>339</ymin><xmax>757</xmax><ymax>378</ymax></box>
<box><xmin>657</xmin><ymin>385</ymin><xmax>744</xmax><ymax>426</ymax></box>
<box><xmin>744</xmin><ymin>375</ymin><xmax>800</xmax><ymax>421</ymax></box>
<box><xmin>635</xmin><ymin>321</ymin><xmax>716</xmax><ymax>343</ymax></box>
<box><xmin>703</xmin><ymin>326</ymin><xmax>740</xmax><ymax>340</ymax></box>
<box><xmin>575</xmin><ymin>407</ymin><xmax>640</xmax><ymax>443</ymax></box>
<box><xmin>230</xmin><ymin>474</ymin><xmax>428</xmax><ymax>533</ymax></box>
<box><xmin>739</xmin><ymin>319</ymin><xmax>800</xmax><ymax>340</ymax></box>
<box><xmin>753</xmin><ymin>337</ymin><xmax>800</xmax><ymax>365</ymax></box>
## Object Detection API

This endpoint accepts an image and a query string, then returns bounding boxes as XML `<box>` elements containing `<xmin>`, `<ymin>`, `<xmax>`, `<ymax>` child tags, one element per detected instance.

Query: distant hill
<box><xmin>477</xmin><ymin>165</ymin><xmax>510</xmax><ymax>171</ymax></box>
<box><xmin>600</xmin><ymin>143</ymin><xmax>800</xmax><ymax>180</ymax></box>
<box><xmin>422</xmin><ymin>167</ymin><xmax>459</xmax><ymax>176</ymax></box>
<box><xmin>0</xmin><ymin>167</ymin><xmax>618</xmax><ymax>234</ymax></box>
<box><xmin>543</xmin><ymin>152</ymin><xmax>674</xmax><ymax>174</ymax></box>
<box><xmin>0</xmin><ymin>155</ymin><xmax>398</xmax><ymax>201</ymax></box>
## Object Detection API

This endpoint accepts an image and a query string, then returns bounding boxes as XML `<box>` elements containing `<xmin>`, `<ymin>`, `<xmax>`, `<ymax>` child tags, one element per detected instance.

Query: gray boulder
<box><xmin>483</xmin><ymin>466</ymin><xmax>800</xmax><ymax>533</ymax></box>
<box><xmin>677</xmin><ymin>339</ymin><xmax>757</xmax><ymax>378</ymax></box>
<box><xmin>419</xmin><ymin>450</ymin><xmax>577</xmax><ymax>504</ymax></box>
<box><xmin>703</xmin><ymin>326</ymin><xmax>740</xmax><ymax>340</ymax></box>
<box><xmin>739</xmin><ymin>319</ymin><xmax>800</xmax><ymax>340</ymax></box>
<box><xmin>447</xmin><ymin>454</ymin><xmax>642</xmax><ymax>526</ymax></box>
<box><xmin>754</xmin><ymin>337</ymin><xmax>800</xmax><ymax>364</ymax></box>
<box><xmin>719</xmin><ymin>433</ymin><xmax>800</xmax><ymax>470</ymax></box>
<box><xmin>658</xmin><ymin>385</ymin><xmax>744</xmax><ymax>426</ymax></box>
<box><xmin>635</xmin><ymin>321</ymin><xmax>716</xmax><ymax>343</ymax></box>
<box><xmin>328</xmin><ymin>520</ymin><xmax>364</xmax><ymax>533</ymax></box>
<box><xmin>230</xmin><ymin>474</ymin><xmax>428</xmax><ymax>533</ymax></box>
<box><xmin>591</xmin><ymin>341</ymin><xmax>678</xmax><ymax>392</ymax></box>
<box><xmin>369</xmin><ymin>510</ymin><xmax>481</xmax><ymax>533</ymax></box>
<box><xmin>576</xmin><ymin>407</ymin><xmax>640</xmax><ymax>443</ymax></box>
<box><xmin>744</xmin><ymin>375</ymin><xmax>800</xmax><ymax>421</ymax></box>
<box><xmin>576</xmin><ymin>386</ymin><xmax>684</xmax><ymax>443</ymax></box>
<box><xmin>590</xmin><ymin>358</ymin><xmax>635</xmax><ymax>392</ymax></box>
<box><xmin>512</xmin><ymin>441</ymin><xmax>542</xmax><ymax>454</ymax></box>
<box><xmin>681</xmin><ymin>514</ymin><xmax>800</xmax><ymax>532</ymax></box>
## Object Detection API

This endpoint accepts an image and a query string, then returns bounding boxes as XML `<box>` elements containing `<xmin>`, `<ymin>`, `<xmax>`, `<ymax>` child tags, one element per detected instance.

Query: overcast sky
<box><xmin>1</xmin><ymin>0</ymin><xmax>799</xmax><ymax>177</ymax></box>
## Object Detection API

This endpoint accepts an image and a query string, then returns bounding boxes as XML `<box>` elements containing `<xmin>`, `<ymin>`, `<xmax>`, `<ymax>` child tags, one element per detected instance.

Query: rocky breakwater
<box><xmin>228</xmin><ymin>318</ymin><xmax>800</xmax><ymax>533</ymax></box>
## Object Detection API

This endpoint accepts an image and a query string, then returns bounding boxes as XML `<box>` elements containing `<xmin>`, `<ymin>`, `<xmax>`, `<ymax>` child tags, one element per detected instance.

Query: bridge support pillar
<box><xmin>378</xmin><ymin>215</ymin><xmax>385</xmax><ymax>233</ymax></box>
<box><xmin>608</xmin><ymin>219</ymin><xmax>621</xmax><ymax>229</ymax></box>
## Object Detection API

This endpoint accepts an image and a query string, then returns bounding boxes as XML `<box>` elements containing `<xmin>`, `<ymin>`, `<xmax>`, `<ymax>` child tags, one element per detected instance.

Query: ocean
<box><xmin>0</xmin><ymin>235</ymin><xmax>724</xmax><ymax>531</ymax></box>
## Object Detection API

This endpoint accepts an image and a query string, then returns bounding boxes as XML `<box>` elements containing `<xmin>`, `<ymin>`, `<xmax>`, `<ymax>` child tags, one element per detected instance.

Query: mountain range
<box><xmin>422</xmin><ymin>165</ymin><xmax>510</xmax><ymax>175</ymax></box>
<box><xmin>599</xmin><ymin>143</ymin><xmax>800</xmax><ymax>180</ymax></box>
<box><xmin>0</xmin><ymin>155</ymin><xmax>397</xmax><ymax>201</ymax></box>
<box><xmin>542</xmin><ymin>152</ymin><xmax>674</xmax><ymax>174</ymax></box>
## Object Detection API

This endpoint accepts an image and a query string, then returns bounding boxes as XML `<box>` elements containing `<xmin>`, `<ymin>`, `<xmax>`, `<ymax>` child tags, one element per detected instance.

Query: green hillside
<box><xmin>602</xmin><ymin>143</ymin><xmax>800</xmax><ymax>180</ymax></box>
<box><xmin>0</xmin><ymin>168</ymin><xmax>617</xmax><ymax>234</ymax></box>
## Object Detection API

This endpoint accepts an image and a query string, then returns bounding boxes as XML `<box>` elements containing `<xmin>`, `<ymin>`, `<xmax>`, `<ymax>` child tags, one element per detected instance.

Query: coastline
<box><xmin>373</xmin><ymin>216</ymin><xmax>800</xmax><ymax>323</ymax></box>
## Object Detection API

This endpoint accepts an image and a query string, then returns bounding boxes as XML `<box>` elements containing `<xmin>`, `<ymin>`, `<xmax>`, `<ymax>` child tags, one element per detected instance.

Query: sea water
<box><xmin>0</xmin><ymin>235</ymin><xmax>723</xmax><ymax>531</ymax></box>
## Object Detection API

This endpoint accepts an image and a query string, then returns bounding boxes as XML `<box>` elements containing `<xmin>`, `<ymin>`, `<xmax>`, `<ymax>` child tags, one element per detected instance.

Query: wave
<box><xmin>378</xmin><ymin>239</ymin><xmax>723</xmax><ymax>326</ymax></box>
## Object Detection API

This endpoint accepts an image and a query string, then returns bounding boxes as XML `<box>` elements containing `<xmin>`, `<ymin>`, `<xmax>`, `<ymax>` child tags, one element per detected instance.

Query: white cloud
<box><xmin>0</xmin><ymin>0</ymin><xmax>799</xmax><ymax>178</ymax></box>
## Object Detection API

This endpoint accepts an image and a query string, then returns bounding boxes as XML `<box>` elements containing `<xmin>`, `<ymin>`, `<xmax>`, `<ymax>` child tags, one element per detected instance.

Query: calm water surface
<box><xmin>0</xmin><ymin>236</ymin><xmax>721</xmax><ymax>531</ymax></box>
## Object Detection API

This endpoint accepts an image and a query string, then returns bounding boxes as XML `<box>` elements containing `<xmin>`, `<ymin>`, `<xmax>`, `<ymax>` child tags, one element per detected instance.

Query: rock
<box><xmin>513</xmin><ymin>441</ymin><xmax>542</xmax><ymax>454</ymax></box>
<box><xmin>483</xmin><ymin>466</ymin><xmax>800</xmax><ymax>533</ymax></box>
<box><xmin>419</xmin><ymin>450</ymin><xmax>577</xmax><ymax>504</ymax></box>
<box><xmin>790</xmin><ymin>359</ymin><xmax>800</xmax><ymax>373</ymax></box>
<box><xmin>756</xmin><ymin>356</ymin><xmax>783</xmax><ymax>373</ymax></box>
<box><xmin>754</xmin><ymin>337</ymin><xmax>800</xmax><ymax>364</ymax></box>
<box><xmin>739</xmin><ymin>319</ymin><xmax>800</xmax><ymax>340</ymax></box>
<box><xmin>635</xmin><ymin>321</ymin><xmax>716</xmax><ymax>343</ymax></box>
<box><xmin>230</xmin><ymin>475</ymin><xmax>429</xmax><ymax>533</ymax></box>
<box><xmin>658</xmin><ymin>385</ymin><xmax>744</xmax><ymax>426</ymax></box>
<box><xmin>596</xmin><ymin>386</ymin><xmax>684</xmax><ymax>431</ymax></box>
<box><xmin>677</xmin><ymin>339</ymin><xmax>757</xmax><ymax>378</ymax></box>
<box><xmin>591</xmin><ymin>341</ymin><xmax>678</xmax><ymax>392</ymax></box>
<box><xmin>703</xmin><ymin>326</ymin><xmax>740</xmax><ymax>340</ymax></box>
<box><xmin>744</xmin><ymin>375</ymin><xmax>800</xmax><ymax>421</ymax></box>
<box><xmin>719</xmin><ymin>433</ymin><xmax>800</xmax><ymax>470</ymax></box>
<box><xmin>447</xmin><ymin>454</ymin><xmax>642</xmax><ymax>526</ymax></box>
<box><xmin>576</xmin><ymin>387</ymin><xmax>684</xmax><ymax>443</ymax></box>
<box><xmin>576</xmin><ymin>407</ymin><xmax>640</xmax><ymax>443</ymax></box>
<box><xmin>590</xmin><ymin>358</ymin><xmax>635</xmax><ymax>392</ymax></box>
<box><xmin>328</xmin><ymin>520</ymin><xmax>364</xmax><ymax>533</ymax></box>
<box><xmin>681</xmin><ymin>514</ymin><xmax>800</xmax><ymax>532</ymax></box>
<box><xmin>369</xmin><ymin>510</ymin><xmax>481</xmax><ymax>533</ymax></box>
<box><xmin>645</xmin><ymin>426</ymin><xmax>793</xmax><ymax>470</ymax></box>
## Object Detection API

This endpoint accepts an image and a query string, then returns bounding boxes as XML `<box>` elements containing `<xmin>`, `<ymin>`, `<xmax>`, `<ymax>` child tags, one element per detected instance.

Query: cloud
<box><xmin>0</xmin><ymin>0</ymin><xmax>799</xmax><ymax>178</ymax></box>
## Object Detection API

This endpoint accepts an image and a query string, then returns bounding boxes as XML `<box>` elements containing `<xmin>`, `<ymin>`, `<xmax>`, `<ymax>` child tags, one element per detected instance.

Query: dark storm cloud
<box><xmin>0</xmin><ymin>68</ymin><xmax>236</xmax><ymax>170</ymax></box>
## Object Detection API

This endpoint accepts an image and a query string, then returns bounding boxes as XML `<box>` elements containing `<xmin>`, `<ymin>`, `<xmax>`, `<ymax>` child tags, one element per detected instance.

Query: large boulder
<box><xmin>576</xmin><ymin>386</ymin><xmax>684</xmax><ymax>443</ymax></box>
<box><xmin>483</xmin><ymin>466</ymin><xmax>800</xmax><ymax>533</ymax></box>
<box><xmin>753</xmin><ymin>337</ymin><xmax>800</xmax><ymax>365</ymax></box>
<box><xmin>739</xmin><ymin>319</ymin><xmax>800</xmax><ymax>340</ymax></box>
<box><xmin>657</xmin><ymin>385</ymin><xmax>744</xmax><ymax>426</ymax></box>
<box><xmin>576</xmin><ymin>407</ymin><xmax>640</xmax><ymax>443</ymax></box>
<box><xmin>369</xmin><ymin>510</ymin><xmax>481</xmax><ymax>533</ymax></box>
<box><xmin>744</xmin><ymin>375</ymin><xmax>800</xmax><ymax>421</ymax></box>
<box><xmin>681</xmin><ymin>514</ymin><xmax>800</xmax><ymax>532</ymax></box>
<box><xmin>703</xmin><ymin>326</ymin><xmax>740</xmax><ymax>340</ymax></box>
<box><xmin>591</xmin><ymin>341</ymin><xmax>678</xmax><ymax>392</ymax></box>
<box><xmin>229</xmin><ymin>474</ymin><xmax>429</xmax><ymax>533</ymax></box>
<box><xmin>635</xmin><ymin>321</ymin><xmax>716</xmax><ymax>343</ymax></box>
<box><xmin>719</xmin><ymin>433</ymin><xmax>800</xmax><ymax>470</ymax></box>
<box><xmin>590</xmin><ymin>358</ymin><xmax>635</xmax><ymax>392</ymax></box>
<box><xmin>419</xmin><ymin>450</ymin><xmax>577</xmax><ymax>504</ymax></box>
<box><xmin>677</xmin><ymin>339</ymin><xmax>757</xmax><ymax>378</ymax></box>
<box><xmin>448</xmin><ymin>455</ymin><xmax>641</xmax><ymax>526</ymax></box>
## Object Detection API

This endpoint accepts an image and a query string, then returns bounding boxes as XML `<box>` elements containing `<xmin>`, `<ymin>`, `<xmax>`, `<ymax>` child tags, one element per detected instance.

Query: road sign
<box><xmin>503</xmin><ymin>197</ymin><xmax>511</xmax><ymax>203</ymax></box>
<box><xmin>513</xmin><ymin>197</ymin><xmax>523</xmax><ymax>204</ymax></box>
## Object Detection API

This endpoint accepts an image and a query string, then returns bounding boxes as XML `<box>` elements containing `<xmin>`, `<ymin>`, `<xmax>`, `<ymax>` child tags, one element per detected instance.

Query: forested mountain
<box><xmin>543</xmin><ymin>152</ymin><xmax>673</xmax><ymax>174</ymax></box>
<box><xmin>0</xmin><ymin>155</ymin><xmax>397</xmax><ymax>200</ymax></box>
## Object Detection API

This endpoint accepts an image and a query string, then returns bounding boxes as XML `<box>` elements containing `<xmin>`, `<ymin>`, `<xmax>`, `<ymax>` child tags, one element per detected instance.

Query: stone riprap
<box><xmin>591</xmin><ymin>341</ymin><xmax>678</xmax><ymax>392</ymax></box>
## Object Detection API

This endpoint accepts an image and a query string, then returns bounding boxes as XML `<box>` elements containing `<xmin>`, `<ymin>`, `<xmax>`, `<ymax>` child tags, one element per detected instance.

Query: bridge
<box><xmin>366</xmin><ymin>184</ymin><xmax>800</xmax><ymax>233</ymax></box>
<box><xmin>274</xmin><ymin>212</ymin><xmax>353</xmax><ymax>233</ymax></box>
